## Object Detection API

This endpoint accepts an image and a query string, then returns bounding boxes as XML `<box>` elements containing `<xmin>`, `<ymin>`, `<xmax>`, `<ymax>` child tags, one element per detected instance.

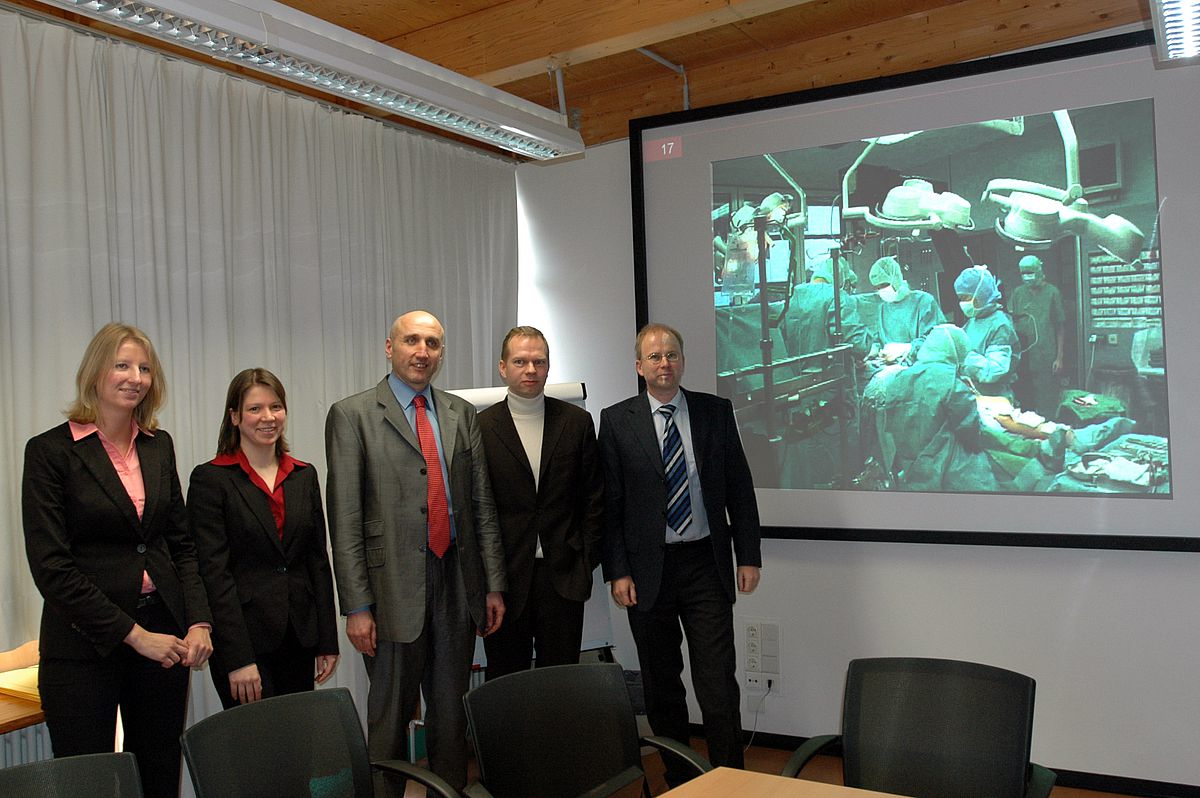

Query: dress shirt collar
<box><xmin>388</xmin><ymin>371</ymin><xmax>435</xmax><ymax>413</ymax></box>
<box><xmin>647</xmin><ymin>389</ymin><xmax>685</xmax><ymax>415</ymax></box>
<box><xmin>69</xmin><ymin>418</ymin><xmax>153</xmax><ymax>443</ymax></box>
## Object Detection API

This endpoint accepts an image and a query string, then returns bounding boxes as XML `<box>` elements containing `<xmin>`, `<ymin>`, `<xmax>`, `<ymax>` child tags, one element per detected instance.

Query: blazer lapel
<box><xmin>537</xmin><ymin>400</ymin><xmax>567</xmax><ymax>487</ymax></box>
<box><xmin>376</xmin><ymin>379</ymin><xmax>421</xmax><ymax>456</ymax></box>
<box><xmin>680</xmin><ymin>388</ymin><xmax>708</xmax><ymax>477</ymax></box>
<box><xmin>630</xmin><ymin>394</ymin><xmax>665</xmax><ymax>478</ymax></box>
<box><xmin>233</xmin><ymin>472</ymin><xmax>283</xmax><ymax>553</ymax></box>
<box><xmin>493</xmin><ymin>401</ymin><xmax>536</xmax><ymax>486</ymax></box>
<box><xmin>76</xmin><ymin>434</ymin><xmax>142</xmax><ymax>534</ymax></box>
<box><xmin>433</xmin><ymin>389</ymin><xmax>459</xmax><ymax>471</ymax></box>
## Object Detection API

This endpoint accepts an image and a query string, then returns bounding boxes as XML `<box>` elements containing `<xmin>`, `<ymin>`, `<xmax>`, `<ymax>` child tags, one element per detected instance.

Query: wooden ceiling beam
<box><xmin>386</xmin><ymin>0</ymin><xmax>815</xmax><ymax>86</ymax></box>
<box><xmin>552</xmin><ymin>0</ymin><xmax>1148</xmax><ymax>146</ymax></box>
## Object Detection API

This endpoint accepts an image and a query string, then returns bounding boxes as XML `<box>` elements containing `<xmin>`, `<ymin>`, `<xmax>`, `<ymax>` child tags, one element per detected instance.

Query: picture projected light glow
<box><xmin>630</xmin><ymin>31</ymin><xmax>1200</xmax><ymax>550</ymax></box>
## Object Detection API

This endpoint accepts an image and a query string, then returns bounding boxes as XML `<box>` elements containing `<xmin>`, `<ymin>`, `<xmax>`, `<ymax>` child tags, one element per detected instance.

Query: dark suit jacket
<box><xmin>22</xmin><ymin>423</ymin><xmax>212</xmax><ymax>659</ymax></box>
<box><xmin>598</xmin><ymin>388</ymin><xmax>761</xmax><ymax>610</ymax></box>
<box><xmin>187</xmin><ymin>458</ymin><xmax>339</xmax><ymax>676</ymax></box>
<box><xmin>325</xmin><ymin>378</ymin><xmax>507</xmax><ymax>643</ymax></box>
<box><xmin>478</xmin><ymin>396</ymin><xmax>604</xmax><ymax>619</ymax></box>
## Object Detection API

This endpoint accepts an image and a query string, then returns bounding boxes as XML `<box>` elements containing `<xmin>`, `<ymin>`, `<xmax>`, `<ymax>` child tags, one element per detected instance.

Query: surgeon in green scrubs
<box><xmin>873</xmin><ymin>324</ymin><xmax>998</xmax><ymax>491</ymax></box>
<box><xmin>955</xmin><ymin>266</ymin><xmax>1020</xmax><ymax>400</ymax></box>
<box><xmin>1010</xmin><ymin>254</ymin><xmax>1065</xmax><ymax>418</ymax></box>
<box><xmin>865</xmin><ymin>255</ymin><xmax>945</xmax><ymax>362</ymax></box>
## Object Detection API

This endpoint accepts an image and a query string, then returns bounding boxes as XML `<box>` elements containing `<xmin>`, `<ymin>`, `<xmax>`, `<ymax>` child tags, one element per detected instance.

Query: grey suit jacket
<box><xmin>325</xmin><ymin>377</ymin><xmax>506</xmax><ymax>643</ymax></box>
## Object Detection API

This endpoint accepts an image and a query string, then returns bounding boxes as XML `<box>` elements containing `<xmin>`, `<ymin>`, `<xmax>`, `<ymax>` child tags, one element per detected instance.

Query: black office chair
<box><xmin>783</xmin><ymin>657</ymin><xmax>1056</xmax><ymax>798</ymax></box>
<box><xmin>0</xmin><ymin>752</ymin><xmax>143</xmax><ymax>797</ymax></box>
<box><xmin>180</xmin><ymin>687</ymin><xmax>460</xmax><ymax>798</ymax></box>
<box><xmin>462</xmin><ymin>663</ymin><xmax>711</xmax><ymax>798</ymax></box>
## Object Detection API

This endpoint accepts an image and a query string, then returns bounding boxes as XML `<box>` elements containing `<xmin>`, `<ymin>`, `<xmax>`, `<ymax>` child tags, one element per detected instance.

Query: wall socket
<box><xmin>743</xmin><ymin>619</ymin><xmax>781</xmax><ymax>700</ymax></box>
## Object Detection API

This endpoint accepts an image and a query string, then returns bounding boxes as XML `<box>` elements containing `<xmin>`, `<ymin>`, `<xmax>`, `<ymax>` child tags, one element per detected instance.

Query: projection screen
<box><xmin>629</xmin><ymin>31</ymin><xmax>1200</xmax><ymax>549</ymax></box>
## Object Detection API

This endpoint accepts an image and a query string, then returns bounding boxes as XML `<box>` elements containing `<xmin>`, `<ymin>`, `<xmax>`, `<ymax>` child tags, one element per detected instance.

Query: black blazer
<box><xmin>478</xmin><ymin>396</ymin><xmax>604</xmax><ymax>618</ymax></box>
<box><xmin>598</xmin><ymin>388</ymin><xmax>762</xmax><ymax>610</ymax></box>
<box><xmin>22</xmin><ymin>423</ymin><xmax>212</xmax><ymax>659</ymax></box>
<box><xmin>187</xmin><ymin>459</ymin><xmax>339</xmax><ymax>675</ymax></box>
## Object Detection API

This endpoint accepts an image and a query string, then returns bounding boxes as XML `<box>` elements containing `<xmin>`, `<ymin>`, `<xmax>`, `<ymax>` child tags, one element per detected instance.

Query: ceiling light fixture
<box><xmin>37</xmin><ymin>0</ymin><xmax>585</xmax><ymax>159</ymax></box>
<box><xmin>1150</xmin><ymin>0</ymin><xmax>1200</xmax><ymax>65</ymax></box>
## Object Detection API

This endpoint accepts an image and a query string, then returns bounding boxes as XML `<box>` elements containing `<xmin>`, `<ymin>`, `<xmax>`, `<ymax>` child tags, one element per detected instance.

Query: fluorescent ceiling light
<box><xmin>1150</xmin><ymin>0</ymin><xmax>1200</xmax><ymax>65</ymax></box>
<box><xmin>38</xmin><ymin>0</ymin><xmax>584</xmax><ymax>159</ymax></box>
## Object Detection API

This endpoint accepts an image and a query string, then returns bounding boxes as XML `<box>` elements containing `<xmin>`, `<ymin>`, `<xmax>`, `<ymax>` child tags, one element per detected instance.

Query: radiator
<box><xmin>1</xmin><ymin>722</ymin><xmax>52</xmax><ymax>768</ymax></box>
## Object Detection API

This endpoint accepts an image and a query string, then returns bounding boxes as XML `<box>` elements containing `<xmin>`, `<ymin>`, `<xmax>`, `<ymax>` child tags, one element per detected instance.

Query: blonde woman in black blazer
<box><xmin>22</xmin><ymin>323</ymin><xmax>213</xmax><ymax>798</ymax></box>
<box><xmin>188</xmin><ymin>368</ymin><xmax>338</xmax><ymax>709</ymax></box>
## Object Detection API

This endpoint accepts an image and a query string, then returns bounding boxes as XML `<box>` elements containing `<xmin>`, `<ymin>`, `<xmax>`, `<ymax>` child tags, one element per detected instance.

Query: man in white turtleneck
<box><xmin>478</xmin><ymin>326</ymin><xmax>605</xmax><ymax>681</ymax></box>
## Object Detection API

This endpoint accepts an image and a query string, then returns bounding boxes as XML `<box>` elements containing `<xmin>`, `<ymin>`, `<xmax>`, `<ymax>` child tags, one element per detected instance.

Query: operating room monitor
<box><xmin>630</xmin><ymin>31</ymin><xmax>1199</xmax><ymax>548</ymax></box>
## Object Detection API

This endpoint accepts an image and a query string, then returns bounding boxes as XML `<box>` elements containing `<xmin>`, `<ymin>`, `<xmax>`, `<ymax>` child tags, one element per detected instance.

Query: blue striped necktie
<box><xmin>659</xmin><ymin>404</ymin><xmax>692</xmax><ymax>536</ymax></box>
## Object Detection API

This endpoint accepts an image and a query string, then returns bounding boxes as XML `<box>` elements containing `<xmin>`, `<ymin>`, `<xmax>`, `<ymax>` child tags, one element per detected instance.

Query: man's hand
<box><xmin>610</xmin><ymin>576</ymin><xmax>638</xmax><ymax>608</ymax></box>
<box><xmin>737</xmin><ymin>566</ymin><xmax>761</xmax><ymax>594</ymax></box>
<box><xmin>229</xmin><ymin>663</ymin><xmax>263</xmax><ymax>704</ymax></box>
<box><xmin>181</xmin><ymin>625</ymin><xmax>213</xmax><ymax>668</ymax></box>
<box><xmin>346</xmin><ymin>609</ymin><xmax>377</xmax><ymax>657</ymax></box>
<box><xmin>314</xmin><ymin>654</ymin><xmax>340</xmax><ymax>685</ymax></box>
<box><xmin>481</xmin><ymin>592</ymin><xmax>505</xmax><ymax>636</ymax></box>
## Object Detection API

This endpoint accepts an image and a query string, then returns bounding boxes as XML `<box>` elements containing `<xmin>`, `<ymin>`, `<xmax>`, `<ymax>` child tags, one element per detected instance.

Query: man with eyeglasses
<box><xmin>598</xmin><ymin>322</ymin><xmax>762</xmax><ymax>786</ymax></box>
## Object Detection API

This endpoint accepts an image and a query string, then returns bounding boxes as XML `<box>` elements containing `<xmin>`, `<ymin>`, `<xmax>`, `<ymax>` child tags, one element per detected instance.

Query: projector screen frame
<box><xmin>628</xmin><ymin>29</ymin><xmax>1200</xmax><ymax>553</ymax></box>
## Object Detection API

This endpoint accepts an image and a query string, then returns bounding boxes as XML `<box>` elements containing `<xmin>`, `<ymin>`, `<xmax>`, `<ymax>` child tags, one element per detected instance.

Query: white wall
<box><xmin>517</xmin><ymin>140</ymin><xmax>1200</xmax><ymax>786</ymax></box>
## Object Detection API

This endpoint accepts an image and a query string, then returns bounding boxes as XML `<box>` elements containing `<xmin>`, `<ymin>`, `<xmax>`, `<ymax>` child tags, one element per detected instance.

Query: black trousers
<box><xmin>626</xmin><ymin>539</ymin><xmax>743</xmax><ymax>785</ymax></box>
<box><xmin>39</xmin><ymin>597</ymin><xmax>190</xmax><ymax>798</ymax></box>
<box><xmin>210</xmin><ymin>622</ymin><xmax>316</xmax><ymax>710</ymax></box>
<box><xmin>483</xmin><ymin>558</ymin><xmax>585</xmax><ymax>682</ymax></box>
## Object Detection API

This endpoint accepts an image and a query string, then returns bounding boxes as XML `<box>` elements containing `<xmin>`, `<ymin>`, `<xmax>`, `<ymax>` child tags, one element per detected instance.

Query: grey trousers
<box><xmin>364</xmin><ymin>547</ymin><xmax>477</xmax><ymax>794</ymax></box>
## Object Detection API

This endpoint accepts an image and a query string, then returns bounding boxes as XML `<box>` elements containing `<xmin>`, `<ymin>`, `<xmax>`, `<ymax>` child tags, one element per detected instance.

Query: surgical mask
<box><xmin>877</xmin><ymin>286</ymin><xmax>899</xmax><ymax>303</ymax></box>
<box><xmin>960</xmin><ymin>301</ymin><xmax>978</xmax><ymax>319</ymax></box>
<box><xmin>1021</xmin><ymin>271</ymin><xmax>1043</xmax><ymax>285</ymax></box>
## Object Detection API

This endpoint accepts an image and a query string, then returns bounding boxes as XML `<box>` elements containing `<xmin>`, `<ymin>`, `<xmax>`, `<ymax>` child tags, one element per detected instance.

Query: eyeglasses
<box><xmin>643</xmin><ymin>352</ymin><xmax>681</xmax><ymax>363</ymax></box>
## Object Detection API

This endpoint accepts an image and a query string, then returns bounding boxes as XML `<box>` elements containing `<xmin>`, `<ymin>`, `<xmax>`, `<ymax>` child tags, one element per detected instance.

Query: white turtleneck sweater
<box><xmin>507</xmin><ymin>391</ymin><xmax>546</xmax><ymax>557</ymax></box>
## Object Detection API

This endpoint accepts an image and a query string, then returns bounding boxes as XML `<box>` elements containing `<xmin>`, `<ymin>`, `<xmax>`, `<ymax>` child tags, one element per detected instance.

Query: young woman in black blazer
<box><xmin>22</xmin><ymin>322</ymin><xmax>213</xmax><ymax>798</ymax></box>
<box><xmin>188</xmin><ymin>368</ymin><xmax>339</xmax><ymax>709</ymax></box>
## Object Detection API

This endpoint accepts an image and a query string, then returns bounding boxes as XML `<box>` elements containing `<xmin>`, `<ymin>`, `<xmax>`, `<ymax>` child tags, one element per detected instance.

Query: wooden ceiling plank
<box><xmin>562</xmin><ymin>0</ymin><xmax>1147</xmax><ymax>146</ymax></box>
<box><xmin>387</xmin><ymin>0</ymin><xmax>817</xmax><ymax>85</ymax></box>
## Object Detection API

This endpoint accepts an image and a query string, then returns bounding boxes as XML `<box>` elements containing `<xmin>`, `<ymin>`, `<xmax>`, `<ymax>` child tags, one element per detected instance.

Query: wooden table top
<box><xmin>0</xmin><ymin>692</ymin><xmax>44</xmax><ymax>735</ymax></box>
<box><xmin>662</xmin><ymin>768</ymin><xmax>902</xmax><ymax>798</ymax></box>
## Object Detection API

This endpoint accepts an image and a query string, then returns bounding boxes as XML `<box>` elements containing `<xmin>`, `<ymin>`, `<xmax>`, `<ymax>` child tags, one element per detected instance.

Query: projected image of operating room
<box><xmin>711</xmin><ymin>99</ymin><xmax>1169</xmax><ymax>495</ymax></box>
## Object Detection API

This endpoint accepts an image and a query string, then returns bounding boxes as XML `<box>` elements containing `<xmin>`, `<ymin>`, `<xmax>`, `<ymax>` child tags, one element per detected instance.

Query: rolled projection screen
<box><xmin>630</xmin><ymin>31</ymin><xmax>1200</xmax><ymax>549</ymax></box>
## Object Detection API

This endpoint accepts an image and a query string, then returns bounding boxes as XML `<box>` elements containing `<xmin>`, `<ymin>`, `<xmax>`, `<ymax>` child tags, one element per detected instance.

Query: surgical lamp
<box><xmin>30</xmin><ymin>0</ymin><xmax>584</xmax><ymax>159</ymax></box>
<box><xmin>982</xmin><ymin>110</ymin><xmax>1145</xmax><ymax>263</ymax></box>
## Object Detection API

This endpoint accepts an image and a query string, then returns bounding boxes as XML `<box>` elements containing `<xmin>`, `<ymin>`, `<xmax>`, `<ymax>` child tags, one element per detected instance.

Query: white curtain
<box><xmin>0</xmin><ymin>5</ymin><xmax>517</xmax><ymax>735</ymax></box>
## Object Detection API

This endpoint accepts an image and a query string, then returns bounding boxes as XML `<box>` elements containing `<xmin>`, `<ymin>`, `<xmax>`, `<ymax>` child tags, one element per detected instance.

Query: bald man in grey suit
<box><xmin>326</xmin><ymin>310</ymin><xmax>507</xmax><ymax>793</ymax></box>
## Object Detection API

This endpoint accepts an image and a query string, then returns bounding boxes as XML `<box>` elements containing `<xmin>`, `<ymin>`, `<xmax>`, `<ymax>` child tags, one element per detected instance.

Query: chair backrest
<box><xmin>0</xmin><ymin>752</ymin><xmax>143</xmax><ymax>798</ymax></box>
<box><xmin>181</xmin><ymin>688</ymin><xmax>373</xmax><ymax>798</ymax></box>
<box><xmin>841</xmin><ymin>657</ymin><xmax>1037</xmax><ymax>798</ymax></box>
<box><xmin>463</xmin><ymin>663</ymin><xmax>644</xmax><ymax>798</ymax></box>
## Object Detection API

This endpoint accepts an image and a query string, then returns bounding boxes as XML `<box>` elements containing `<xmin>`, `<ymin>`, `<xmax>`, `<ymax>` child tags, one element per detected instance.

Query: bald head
<box><xmin>386</xmin><ymin>310</ymin><xmax>445</xmax><ymax>390</ymax></box>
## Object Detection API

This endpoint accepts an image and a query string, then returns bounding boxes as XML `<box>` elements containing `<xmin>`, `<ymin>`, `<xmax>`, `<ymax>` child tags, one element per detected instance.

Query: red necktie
<box><xmin>413</xmin><ymin>395</ymin><xmax>451</xmax><ymax>558</ymax></box>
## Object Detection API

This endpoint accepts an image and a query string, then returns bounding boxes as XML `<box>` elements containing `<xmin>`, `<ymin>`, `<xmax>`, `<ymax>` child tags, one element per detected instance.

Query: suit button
<box><xmin>419</xmin><ymin>544</ymin><xmax>427</xmax><ymax>553</ymax></box>
<box><xmin>420</xmin><ymin>506</ymin><xmax>427</xmax><ymax>515</ymax></box>
<box><xmin>276</xmin><ymin>565</ymin><xmax>287</xmax><ymax>574</ymax></box>
<box><xmin>420</xmin><ymin>467</ymin><xmax>427</xmax><ymax>475</ymax></box>
<box><xmin>136</xmin><ymin>543</ymin><xmax>147</xmax><ymax>554</ymax></box>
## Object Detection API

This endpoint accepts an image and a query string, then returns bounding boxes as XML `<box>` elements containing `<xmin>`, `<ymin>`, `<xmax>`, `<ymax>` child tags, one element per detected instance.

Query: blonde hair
<box><xmin>635</xmin><ymin>323</ymin><xmax>684</xmax><ymax>359</ymax></box>
<box><xmin>66</xmin><ymin>323</ymin><xmax>166</xmax><ymax>431</ymax></box>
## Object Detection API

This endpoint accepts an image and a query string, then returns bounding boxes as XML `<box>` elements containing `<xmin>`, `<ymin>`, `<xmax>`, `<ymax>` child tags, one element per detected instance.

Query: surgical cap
<box><xmin>869</xmin><ymin>256</ymin><xmax>904</xmax><ymax>289</ymax></box>
<box><xmin>1018</xmin><ymin>254</ymin><xmax>1043</xmax><ymax>271</ymax></box>
<box><xmin>810</xmin><ymin>256</ymin><xmax>839</xmax><ymax>284</ymax></box>
<box><xmin>953</xmin><ymin>266</ymin><xmax>1001</xmax><ymax>307</ymax></box>
<box><xmin>917</xmin><ymin>323</ymin><xmax>969</xmax><ymax>366</ymax></box>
